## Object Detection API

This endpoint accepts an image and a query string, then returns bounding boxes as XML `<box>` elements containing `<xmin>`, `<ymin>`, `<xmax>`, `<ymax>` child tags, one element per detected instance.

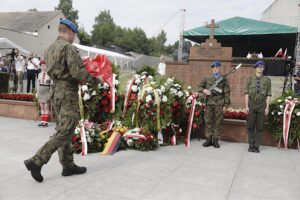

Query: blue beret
<box><xmin>60</xmin><ymin>19</ymin><xmax>79</xmax><ymax>33</ymax></box>
<box><xmin>254</xmin><ymin>61</ymin><xmax>265</xmax><ymax>68</ymax></box>
<box><xmin>211</xmin><ymin>61</ymin><xmax>221</xmax><ymax>68</ymax></box>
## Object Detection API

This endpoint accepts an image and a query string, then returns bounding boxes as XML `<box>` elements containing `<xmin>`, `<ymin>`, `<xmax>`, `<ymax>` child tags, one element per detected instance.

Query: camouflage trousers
<box><xmin>204</xmin><ymin>105</ymin><xmax>224</xmax><ymax>139</ymax></box>
<box><xmin>247</xmin><ymin>99</ymin><xmax>266</xmax><ymax>148</ymax></box>
<box><xmin>32</xmin><ymin>89</ymin><xmax>79</xmax><ymax>168</ymax></box>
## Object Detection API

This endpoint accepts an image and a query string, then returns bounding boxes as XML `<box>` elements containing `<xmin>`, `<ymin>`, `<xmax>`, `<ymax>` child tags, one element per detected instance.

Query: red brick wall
<box><xmin>166</xmin><ymin>62</ymin><xmax>255</xmax><ymax>108</ymax></box>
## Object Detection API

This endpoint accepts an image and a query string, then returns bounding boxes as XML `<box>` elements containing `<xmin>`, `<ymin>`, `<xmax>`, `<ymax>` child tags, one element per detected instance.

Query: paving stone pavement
<box><xmin>0</xmin><ymin>116</ymin><xmax>300</xmax><ymax>200</ymax></box>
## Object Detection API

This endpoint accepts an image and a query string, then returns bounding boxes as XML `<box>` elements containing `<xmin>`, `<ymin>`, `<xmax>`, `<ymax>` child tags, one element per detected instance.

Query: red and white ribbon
<box><xmin>79</xmin><ymin>121</ymin><xmax>88</xmax><ymax>156</ymax></box>
<box><xmin>110</xmin><ymin>74</ymin><xmax>116</xmax><ymax>113</ymax></box>
<box><xmin>122</xmin><ymin>78</ymin><xmax>135</xmax><ymax>117</ymax></box>
<box><xmin>283</xmin><ymin>98</ymin><xmax>298</xmax><ymax>150</ymax></box>
<box><xmin>185</xmin><ymin>93</ymin><xmax>198</xmax><ymax>147</ymax></box>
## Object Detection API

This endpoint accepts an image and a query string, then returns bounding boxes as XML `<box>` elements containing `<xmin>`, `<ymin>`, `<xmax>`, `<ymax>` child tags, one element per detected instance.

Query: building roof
<box><xmin>0</xmin><ymin>11</ymin><xmax>62</xmax><ymax>32</ymax></box>
<box><xmin>184</xmin><ymin>16</ymin><xmax>297</xmax><ymax>37</ymax></box>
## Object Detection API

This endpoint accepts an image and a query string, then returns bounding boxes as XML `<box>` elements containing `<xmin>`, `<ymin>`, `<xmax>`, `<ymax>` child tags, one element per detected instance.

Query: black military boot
<box><xmin>203</xmin><ymin>136</ymin><xmax>213</xmax><ymax>147</ymax></box>
<box><xmin>248</xmin><ymin>145</ymin><xmax>255</xmax><ymax>152</ymax></box>
<box><xmin>213</xmin><ymin>138</ymin><xmax>220</xmax><ymax>148</ymax></box>
<box><xmin>254</xmin><ymin>147</ymin><xmax>260</xmax><ymax>153</ymax></box>
<box><xmin>24</xmin><ymin>159</ymin><xmax>43</xmax><ymax>183</ymax></box>
<box><xmin>62</xmin><ymin>164</ymin><xmax>87</xmax><ymax>176</ymax></box>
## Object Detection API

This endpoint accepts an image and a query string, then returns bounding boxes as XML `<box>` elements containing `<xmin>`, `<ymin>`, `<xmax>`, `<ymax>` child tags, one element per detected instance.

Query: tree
<box><xmin>91</xmin><ymin>10</ymin><xmax>115</xmax><ymax>46</ymax></box>
<box><xmin>27</xmin><ymin>8</ymin><xmax>37</xmax><ymax>11</ymax></box>
<box><xmin>55</xmin><ymin>0</ymin><xmax>79</xmax><ymax>26</ymax></box>
<box><xmin>78</xmin><ymin>27</ymin><xmax>91</xmax><ymax>46</ymax></box>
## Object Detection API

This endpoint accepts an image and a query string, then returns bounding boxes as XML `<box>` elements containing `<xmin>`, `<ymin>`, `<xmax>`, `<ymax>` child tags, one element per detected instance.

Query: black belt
<box><xmin>39</xmin><ymin>84</ymin><xmax>50</xmax><ymax>87</ymax></box>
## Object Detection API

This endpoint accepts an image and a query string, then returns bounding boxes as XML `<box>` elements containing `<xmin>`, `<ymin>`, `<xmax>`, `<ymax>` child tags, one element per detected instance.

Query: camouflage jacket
<box><xmin>198</xmin><ymin>75</ymin><xmax>231</xmax><ymax>107</ymax></box>
<box><xmin>45</xmin><ymin>36</ymin><xmax>99</xmax><ymax>92</ymax></box>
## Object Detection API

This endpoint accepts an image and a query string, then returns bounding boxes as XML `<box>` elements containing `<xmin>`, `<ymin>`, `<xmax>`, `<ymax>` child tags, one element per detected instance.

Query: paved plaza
<box><xmin>0</xmin><ymin>116</ymin><xmax>300</xmax><ymax>200</ymax></box>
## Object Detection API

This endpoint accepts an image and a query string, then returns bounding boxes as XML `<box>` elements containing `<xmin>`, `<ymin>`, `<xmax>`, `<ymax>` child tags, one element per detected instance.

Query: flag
<box><xmin>283</xmin><ymin>48</ymin><xmax>287</xmax><ymax>58</ymax></box>
<box><xmin>274</xmin><ymin>48</ymin><xmax>283</xmax><ymax>58</ymax></box>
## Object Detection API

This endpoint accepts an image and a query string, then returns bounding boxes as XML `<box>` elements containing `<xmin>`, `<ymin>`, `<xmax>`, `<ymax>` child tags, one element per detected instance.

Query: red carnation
<box><xmin>71</xmin><ymin>135</ymin><xmax>78</xmax><ymax>142</ymax></box>
<box><xmin>195</xmin><ymin>111</ymin><xmax>200</xmax><ymax>116</ymax></box>
<box><xmin>73</xmin><ymin>143</ymin><xmax>79</xmax><ymax>150</ymax></box>
<box><xmin>139</xmin><ymin>99</ymin><xmax>144</xmax><ymax>104</ymax></box>
<box><xmin>100</xmin><ymin>98</ymin><xmax>109</xmax><ymax>105</ymax></box>
<box><xmin>130</xmin><ymin>93</ymin><xmax>137</xmax><ymax>100</ymax></box>
<box><xmin>103</xmin><ymin>106</ymin><xmax>110</xmax><ymax>113</ymax></box>
<box><xmin>102</xmin><ymin>91</ymin><xmax>108</xmax><ymax>97</ymax></box>
<box><xmin>173</xmin><ymin>100</ymin><xmax>179</xmax><ymax>107</ymax></box>
<box><xmin>115</xmin><ymin>95</ymin><xmax>119</xmax><ymax>102</ymax></box>
<box><xmin>152</xmin><ymin>107</ymin><xmax>156</xmax><ymax>112</ymax></box>
<box><xmin>161</xmin><ymin>104</ymin><xmax>165</xmax><ymax>110</ymax></box>
<box><xmin>193</xmin><ymin>123</ymin><xmax>198</xmax><ymax>129</ymax></box>
<box><xmin>148</xmin><ymin>100</ymin><xmax>153</xmax><ymax>105</ymax></box>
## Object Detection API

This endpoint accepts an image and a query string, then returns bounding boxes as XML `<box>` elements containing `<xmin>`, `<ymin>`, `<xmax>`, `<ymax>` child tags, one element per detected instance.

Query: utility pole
<box><xmin>178</xmin><ymin>9</ymin><xmax>186</xmax><ymax>62</ymax></box>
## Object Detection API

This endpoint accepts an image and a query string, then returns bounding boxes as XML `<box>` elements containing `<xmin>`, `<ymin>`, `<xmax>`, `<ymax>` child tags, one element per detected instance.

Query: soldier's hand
<box><xmin>265</xmin><ymin>107</ymin><xmax>269</xmax><ymax>116</ymax></box>
<box><xmin>245</xmin><ymin>106</ymin><xmax>249</xmax><ymax>114</ymax></box>
<box><xmin>203</xmin><ymin>89</ymin><xmax>211</xmax><ymax>96</ymax></box>
<box><xmin>97</xmin><ymin>75</ymin><xmax>105</xmax><ymax>84</ymax></box>
<box><xmin>223</xmin><ymin>107</ymin><xmax>227</xmax><ymax>113</ymax></box>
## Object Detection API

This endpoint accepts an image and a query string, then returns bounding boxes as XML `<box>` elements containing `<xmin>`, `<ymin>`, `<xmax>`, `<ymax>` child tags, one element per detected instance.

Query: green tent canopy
<box><xmin>184</xmin><ymin>17</ymin><xmax>297</xmax><ymax>57</ymax></box>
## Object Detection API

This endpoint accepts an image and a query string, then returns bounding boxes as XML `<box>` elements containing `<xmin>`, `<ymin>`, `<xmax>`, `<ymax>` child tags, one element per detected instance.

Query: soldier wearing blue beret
<box><xmin>245</xmin><ymin>61</ymin><xmax>272</xmax><ymax>153</ymax></box>
<box><xmin>24</xmin><ymin>19</ymin><xmax>104</xmax><ymax>182</ymax></box>
<box><xmin>199</xmin><ymin>61</ymin><xmax>231</xmax><ymax>148</ymax></box>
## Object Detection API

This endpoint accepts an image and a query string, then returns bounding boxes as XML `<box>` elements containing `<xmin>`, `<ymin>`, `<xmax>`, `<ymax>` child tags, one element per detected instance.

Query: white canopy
<box><xmin>73</xmin><ymin>43</ymin><xmax>133</xmax><ymax>68</ymax></box>
<box><xmin>0</xmin><ymin>38</ymin><xmax>30</xmax><ymax>57</ymax></box>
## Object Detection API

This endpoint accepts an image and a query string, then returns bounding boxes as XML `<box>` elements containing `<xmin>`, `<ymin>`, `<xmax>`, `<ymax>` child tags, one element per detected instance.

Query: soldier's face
<box><xmin>68</xmin><ymin>31</ymin><xmax>76</xmax><ymax>43</ymax></box>
<box><xmin>212</xmin><ymin>67</ymin><xmax>220</xmax><ymax>73</ymax></box>
<box><xmin>41</xmin><ymin>64</ymin><xmax>46</xmax><ymax>71</ymax></box>
<box><xmin>255</xmin><ymin>65</ymin><xmax>264</xmax><ymax>73</ymax></box>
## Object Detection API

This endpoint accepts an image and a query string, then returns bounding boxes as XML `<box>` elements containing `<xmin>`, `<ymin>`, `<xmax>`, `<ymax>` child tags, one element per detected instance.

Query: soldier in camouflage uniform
<box><xmin>199</xmin><ymin>61</ymin><xmax>231</xmax><ymax>148</ymax></box>
<box><xmin>245</xmin><ymin>61</ymin><xmax>271</xmax><ymax>153</ymax></box>
<box><xmin>24</xmin><ymin>19</ymin><xmax>103</xmax><ymax>182</ymax></box>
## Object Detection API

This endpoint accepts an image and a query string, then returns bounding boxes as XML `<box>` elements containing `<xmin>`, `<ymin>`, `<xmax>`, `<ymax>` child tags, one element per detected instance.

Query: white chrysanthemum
<box><xmin>278</xmin><ymin>112</ymin><xmax>282</xmax><ymax>115</ymax></box>
<box><xmin>146</xmin><ymin>95</ymin><xmax>152</xmax><ymax>103</ymax></box>
<box><xmin>162</xmin><ymin>95</ymin><xmax>168</xmax><ymax>102</ymax></box>
<box><xmin>134</xmin><ymin>74</ymin><xmax>140</xmax><ymax>79</ymax></box>
<box><xmin>165</xmin><ymin>78</ymin><xmax>174</xmax><ymax>85</ymax></box>
<box><xmin>160</xmin><ymin>86</ymin><xmax>166</xmax><ymax>93</ymax></box>
<box><xmin>148</xmin><ymin>75</ymin><xmax>153</xmax><ymax>80</ymax></box>
<box><xmin>277</xmin><ymin>99</ymin><xmax>282</xmax><ymax>103</ymax></box>
<box><xmin>91</xmin><ymin>91</ymin><xmax>96</xmax><ymax>96</ymax></box>
<box><xmin>135</xmin><ymin>78</ymin><xmax>141</xmax><ymax>85</ymax></box>
<box><xmin>131</xmin><ymin>85</ymin><xmax>138</xmax><ymax>92</ymax></box>
<box><xmin>145</xmin><ymin>86</ymin><xmax>153</xmax><ymax>93</ymax></box>
<box><xmin>184</xmin><ymin>90</ymin><xmax>190</xmax><ymax>97</ymax></box>
<box><xmin>87</xmin><ymin>136</ymin><xmax>92</xmax><ymax>143</ymax></box>
<box><xmin>115</xmin><ymin>80</ymin><xmax>119</xmax><ymax>86</ymax></box>
<box><xmin>83</xmin><ymin>93</ymin><xmax>91</xmax><ymax>101</ymax></box>
<box><xmin>297</xmin><ymin>112</ymin><xmax>300</xmax><ymax>116</ymax></box>
<box><xmin>177</xmin><ymin>91</ymin><xmax>184</xmax><ymax>98</ymax></box>
<box><xmin>81</xmin><ymin>85</ymin><xmax>88</xmax><ymax>92</ymax></box>
<box><xmin>187</xmin><ymin>86</ymin><xmax>192</xmax><ymax>90</ymax></box>
<box><xmin>75</xmin><ymin>128</ymin><xmax>80</xmax><ymax>134</ymax></box>
<box><xmin>279</xmin><ymin>105</ymin><xmax>284</xmax><ymax>109</ymax></box>
<box><xmin>271</xmin><ymin>111</ymin><xmax>275</xmax><ymax>115</ymax></box>
<box><xmin>127</xmin><ymin>139</ymin><xmax>134</xmax><ymax>147</ymax></box>
<box><xmin>156</xmin><ymin>89</ymin><xmax>162</xmax><ymax>95</ymax></box>
<box><xmin>103</xmin><ymin>82</ymin><xmax>109</xmax><ymax>89</ymax></box>
<box><xmin>150</xmin><ymin>81</ymin><xmax>156</xmax><ymax>85</ymax></box>
<box><xmin>170</xmin><ymin>88</ymin><xmax>178</xmax><ymax>95</ymax></box>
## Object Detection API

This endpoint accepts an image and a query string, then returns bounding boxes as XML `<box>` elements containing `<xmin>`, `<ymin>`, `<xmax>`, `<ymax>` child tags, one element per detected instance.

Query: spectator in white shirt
<box><xmin>15</xmin><ymin>52</ymin><xmax>26</xmax><ymax>92</ymax></box>
<box><xmin>157</xmin><ymin>55</ymin><xmax>166</xmax><ymax>76</ymax></box>
<box><xmin>26</xmin><ymin>53</ymin><xmax>39</xmax><ymax>93</ymax></box>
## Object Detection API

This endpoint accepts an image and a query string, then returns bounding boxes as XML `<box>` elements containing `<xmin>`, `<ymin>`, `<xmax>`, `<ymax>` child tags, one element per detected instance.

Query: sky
<box><xmin>0</xmin><ymin>0</ymin><xmax>275</xmax><ymax>44</ymax></box>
